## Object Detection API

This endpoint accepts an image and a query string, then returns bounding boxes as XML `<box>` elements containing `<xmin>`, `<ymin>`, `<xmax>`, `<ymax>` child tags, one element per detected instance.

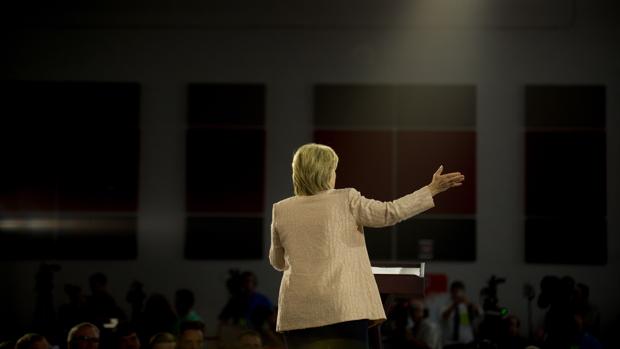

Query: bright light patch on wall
<box><xmin>0</xmin><ymin>218</ymin><xmax>133</xmax><ymax>233</ymax></box>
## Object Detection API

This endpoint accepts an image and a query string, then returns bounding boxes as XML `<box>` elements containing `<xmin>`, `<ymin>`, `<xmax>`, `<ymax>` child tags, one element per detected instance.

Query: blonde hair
<box><xmin>292</xmin><ymin>143</ymin><xmax>338</xmax><ymax>196</ymax></box>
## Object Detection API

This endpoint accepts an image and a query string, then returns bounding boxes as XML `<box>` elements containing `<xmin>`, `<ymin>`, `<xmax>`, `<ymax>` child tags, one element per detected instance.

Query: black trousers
<box><xmin>282</xmin><ymin>319</ymin><xmax>370</xmax><ymax>349</ymax></box>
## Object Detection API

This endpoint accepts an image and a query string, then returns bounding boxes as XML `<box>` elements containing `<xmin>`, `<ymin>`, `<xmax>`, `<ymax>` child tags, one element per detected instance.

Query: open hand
<box><xmin>428</xmin><ymin>165</ymin><xmax>465</xmax><ymax>196</ymax></box>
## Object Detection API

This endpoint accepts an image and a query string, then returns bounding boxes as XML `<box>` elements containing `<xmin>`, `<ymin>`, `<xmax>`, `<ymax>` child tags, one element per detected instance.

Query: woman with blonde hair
<box><xmin>269</xmin><ymin>143</ymin><xmax>465</xmax><ymax>349</ymax></box>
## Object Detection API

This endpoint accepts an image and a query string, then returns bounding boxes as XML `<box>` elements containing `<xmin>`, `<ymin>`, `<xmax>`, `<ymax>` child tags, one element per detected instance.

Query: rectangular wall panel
<box><xmin>524</xmin><ymin>85</ymin><xmax>607</xmax><ymax>265</ymax></box>
<box><xmin>185</xmin><ymin>83</ymin><xmax>266</xmax><ymax>260</ymax></box>
<box><xmin>314</xmin><ymin>84</ymin><xmax>477</xmax><ymax>261</ymax></box>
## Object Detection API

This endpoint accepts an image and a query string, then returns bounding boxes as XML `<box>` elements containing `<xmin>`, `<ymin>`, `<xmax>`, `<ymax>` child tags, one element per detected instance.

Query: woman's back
<box><xmin>270</xmin><ymin>186</ymin><xmax>435</xmax><ymax>332</ymax></box>
<box><xmin>274</xmin><ymin>188</ymin><xmax>365</xmax><ymax>275</ymax></box>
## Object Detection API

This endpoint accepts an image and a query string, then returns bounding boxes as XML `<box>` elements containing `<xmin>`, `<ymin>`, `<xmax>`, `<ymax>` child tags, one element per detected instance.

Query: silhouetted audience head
<box><xmin>143</xmin><ymin>294</ymin><xmax>175</xmax><ymax>317</ymax></box>
<box><xmin>225</xmin><ymin>270</ymin><xmax>243</xmax><ymax>297</ymax></box>
<box><xmin>15</xmin><ymin>334</ymin><xmax>50</xmax><ymax>349</ymax></box>
<box><xmin>67</xmin><ymin>322</ymin><xmax>100</xmax><ymax>349</ymax></box>
<box><xmin>114</xmin><ymin>323</ymin><xmax>141</xmax><ymax>349</ymax></box>
<box><xmin>538</xmin><ymin>275</ymin><xmax>575</xmax><ymax>309</ymax></box>
<box><xmin>59</xmin><ymin>284</ymin><xmax>88</xmax><ymax>333</ymax></box>
<box><xmin>175</xmin><ymin>289</ymin><xmax>195</xmax><ymax>317</ymax></box>
<box><xmin>140</xmin><ymin>293</ymin><xmax>177</xmax><ymax>334</ymax></box>
<box><xmin>126</xmin><ymin>281</ymin><xmax>147</xmax><ymax>313</ymax></box>
<box><xmin>535</xmin><ymin>275</ymin><xmax>603</xmax><ymax>349</ymax></box>
<box><xmin>148</xmin><ymin>333</ymin><xmax>176</xmax><ymax>349</ymax></box>
<box><xmin>450</xmin><ymin>280</ymin><xmax>466</xmax><ymax>301</ymax></box>
<box><xmin>409</xmin><ymin>299</ymin><xmax>427</xmax><ymax>322</ymax></box>
<box><xmin>388</xmin><ymin>299</ymin><xmax>411</xmax><ymax>330</ymax></box>
<box><xmin>65</xmin><ymin>284</ymin><xmax>84</xmax><ymax>304</ymax></box>
<box><xmin>574</xmin><ymin>282</ymin><xmax>600</xmax><ymax>336</ymax></box>
<box><xmin>225</xmin><ymin>270</ymin><xmax>259</xmax><ymax>297</ymax></box>
<box><xmin>177</xmin><ymin>321</ymin><xmax>205</xmax><ymax>349</ymax></box>
<box><xmin>504</xmin><ymin>315</ymin><xmax>521</xmax><ymax>337</ymax></box>
<box><xmin>0</xmin><ymin>341</ymin><xmax>14</xmax><ymax>349</ymax></box>
<box><xmin>241</xmin><ymin>272</ymin><xmax>257</xmax><ymax>294</ymax></box>
<box><xmin>89</xmin><ymin>273</ymin><xmax>108</xmax><ymax>294</ymax></box>
<box><xmin>575</xmin><ymin>283</ymin><xmax>590</xmax><ymax>308</ymax></box>
<box><xmin>237</xmin><ymin>330</ymin><xmax>262</xmax><ymax>349</ymax></box>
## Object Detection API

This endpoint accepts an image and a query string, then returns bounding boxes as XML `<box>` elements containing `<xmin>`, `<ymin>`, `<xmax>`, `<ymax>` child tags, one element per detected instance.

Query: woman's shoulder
<box><xmin>332</xmin><ymin>188</ymin><xmax>355</xmax><ymax>195</ymax></box>
<box><xmin>273</xmin><ymin>188</ymin><xmax>354</xmax><ymax>206</ymax></box>
<box><xmin>274</xmin><ymin>196</ymin><xmax>295</xmax><ymax>206</ymax></box>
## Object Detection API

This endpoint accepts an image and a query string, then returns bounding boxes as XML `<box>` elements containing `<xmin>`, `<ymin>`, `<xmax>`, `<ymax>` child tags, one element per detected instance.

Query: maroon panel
<box><xmin>56</xmin><ymin>129</ymin><xmax>140</xmax><ymax>211</ymax></box>
<box><xmin>0</xmin><ymin>129</ymin><xmax>139</xmax><ymax>212</ymax></box>
<box><xmin>314</xmin><ymin>130</ymin><xmax>393</xmax><ymax>202</ymax></box>
<box><xmin>0</xmin><ymin>129</ymin><xmax>58</xmax><ymax>211</ymax></box>
<box><xmin>396</xmin><ymin>131</ymin><xmax>476</xmax><ymax>214</ymax></box>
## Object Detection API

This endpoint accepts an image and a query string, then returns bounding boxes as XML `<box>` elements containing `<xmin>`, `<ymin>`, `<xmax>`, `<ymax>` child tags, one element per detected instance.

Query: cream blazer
<box><xmin>269</xmin><ymin>186</ymin><xmax>435</xmax><ymax>332</ymax></box>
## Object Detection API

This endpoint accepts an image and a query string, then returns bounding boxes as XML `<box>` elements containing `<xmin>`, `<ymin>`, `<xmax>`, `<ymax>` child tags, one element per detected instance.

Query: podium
<box><xmin>369</xmin><ymin>262</ymin><xmax>426</xmax><ymax>349</ymax></box>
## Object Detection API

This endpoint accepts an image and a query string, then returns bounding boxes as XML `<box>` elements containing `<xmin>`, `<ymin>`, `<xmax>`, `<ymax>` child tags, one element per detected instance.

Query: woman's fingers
<box><xmin>434</xmin><ymin>165</ymin><xmax>444</xmax><ymax>176</ymax></box>
<box><xmin>442</xmin><ymin>174</ymin><xmax>465</xmax><ymax>183</ymax></box>
<box><xmin>441</xmin><ymin>173</ymin><xmax>465</xmax><ymax>189</ymax></box>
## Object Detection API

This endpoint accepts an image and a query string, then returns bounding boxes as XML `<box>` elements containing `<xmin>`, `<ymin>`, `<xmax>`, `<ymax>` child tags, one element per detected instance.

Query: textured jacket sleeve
<box><xmin>269</xmin><ymin>203</ymin><xmax>287</xmax><ymax>271</ymax></box>
<box><xmin>348</xmin><ymin>186</ymin><xmax>435</xmax><ymax>228</ymax></box>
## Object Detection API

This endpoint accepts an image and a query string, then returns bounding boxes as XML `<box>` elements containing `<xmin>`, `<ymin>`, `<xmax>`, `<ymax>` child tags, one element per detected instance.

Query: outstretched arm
<box><xmin>349</xmin><ymin>165</ymin><xmax>465</xmax><ymax>228</ymax></box>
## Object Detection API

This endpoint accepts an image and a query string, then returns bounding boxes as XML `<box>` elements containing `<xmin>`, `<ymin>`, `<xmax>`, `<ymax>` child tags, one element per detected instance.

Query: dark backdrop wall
<box><xmin>1</xmin><ymin>0</ymin><xmax>619</xmax><ymax>338</ymax></box>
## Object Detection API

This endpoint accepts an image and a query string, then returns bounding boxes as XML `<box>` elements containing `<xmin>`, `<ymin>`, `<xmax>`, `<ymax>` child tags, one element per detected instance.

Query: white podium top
<box><xmin>371</xmin><ymin>263</ymin><xmax>425</xmax><ymax>277</ymax></box>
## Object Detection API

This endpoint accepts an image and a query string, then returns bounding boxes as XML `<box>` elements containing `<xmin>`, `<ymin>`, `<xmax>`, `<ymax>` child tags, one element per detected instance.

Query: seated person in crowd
<box><xmin>148</xmin><ymin>333</ymin><xmax>176</xmax><ymax>349</ymax></box>
<box><xmin>237</xmin><ymin>330</ymin><xmax>262</xmax><ymax>349</ymax></box>
<box><xmin>175</xmin><ymin>290</ymin><xmax>203</xmax><ymax>334</ymax></box>
<box><xmin>410</xmin><ymin>299</ymin><xmax>442</xmax><ymax>349</ymax></box>
<box><xmin>114</xmin><ymin>323</ymin><xmax>141</xmax><ymax>349</ymax></box>
<box><xmin>136</xmin><ymin>294</ymin><xmax>177</xmax><ymax>345</ymax></box>
<box><xmin>385</xmin><ymin>299</ymin><xmax>413</xmax><ymax>348</ymax></box>
<box><xmin>573</xmin><ymin>311</ymin><xmax>602</xmax><ymax>349</ymax></box>
<box><xmin>383</xmin><ymin>299</ymin><xmax>440</xmax><ymax>349</ymax></box>
<box><xmin>497</xmin><ymin>315</ymin><xmax>528</xmax><ymax>349</ymax></box>
<box><xmin>58</xmin><ymin>284</ymin><xmax>88</xmax><ymax>337</ymax></box>
<box><xmin>219</xmin><ymin>272</ymin><xmax>273</xmax><ymax>330</ymax></box>
<box><xmin>85</xmin><ymin>273</ymin><xmax>126</xmax><ymax>327</ymax></box>
<box><xmin>67</xmin><ymin>323</ymin><xmax>100</xmax><ymax>349</ymax></box>
<box><xmin>575</xmin><ymin>283</ymin><xmax>601</xmax><ymax>337</ymax></box>
<box><xmin>178</xmin><ymin>321</ymin><xmax>206</xmax><ymax>349</ymax></box>
<box><xmin>15</xmin><ymin>334</ymin><xmax>51</xmax><ymax>349</ymax></box>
